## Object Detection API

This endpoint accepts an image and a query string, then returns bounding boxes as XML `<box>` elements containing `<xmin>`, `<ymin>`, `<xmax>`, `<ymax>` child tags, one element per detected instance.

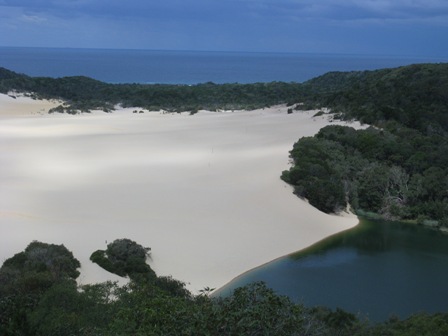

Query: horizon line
<box><xmin>0</xmin><ymin>45</ymin><xmax>446</xmax><ymax>60</ymax></box>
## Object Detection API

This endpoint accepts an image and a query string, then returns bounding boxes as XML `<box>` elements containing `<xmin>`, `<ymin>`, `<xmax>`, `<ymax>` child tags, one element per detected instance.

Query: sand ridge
<box><xmin>0</xmin><ymin>94</ymin><xmax>363</xmax><ymax>292</ymax></box>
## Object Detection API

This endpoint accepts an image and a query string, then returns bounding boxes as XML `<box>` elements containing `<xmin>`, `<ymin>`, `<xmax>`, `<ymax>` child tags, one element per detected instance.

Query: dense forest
<box><xmin>282</xmin><ymin>63</ymin><xmax>448</xmax><ymax>225</ymax></box>
<box><xmin>2</xmin><ymin>239</ymin><xmax>447</xmax><ymax>335</ymax></box>
<box><xmin>0</xmin><ymin>67</ymin><xmax>302</xmax><ymax>113</ymax></box>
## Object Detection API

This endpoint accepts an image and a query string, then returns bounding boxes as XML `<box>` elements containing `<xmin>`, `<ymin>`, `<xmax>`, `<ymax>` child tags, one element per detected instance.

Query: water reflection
<box><xmin>299</xmin><ymin>248</ymin><xmax>358</xmax><ymax>268</ymax></box>
<box><xmin>215</xmin><ymin>219</ymin><xmax>448</xmax><ymax>321</ymax></box>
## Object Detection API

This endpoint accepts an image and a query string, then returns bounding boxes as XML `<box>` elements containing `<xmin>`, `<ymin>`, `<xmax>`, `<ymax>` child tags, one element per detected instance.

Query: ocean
<box><xmin>0</xmin><ymin>47</ymin><xmax>445</xmax><ymax>84</ymax></box>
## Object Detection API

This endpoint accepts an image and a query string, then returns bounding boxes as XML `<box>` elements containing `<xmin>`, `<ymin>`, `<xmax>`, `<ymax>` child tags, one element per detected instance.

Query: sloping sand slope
<box><xmin>0</xmin><ymin>94</ymin><xmax>362</xmax><ymax>292</ymax></box>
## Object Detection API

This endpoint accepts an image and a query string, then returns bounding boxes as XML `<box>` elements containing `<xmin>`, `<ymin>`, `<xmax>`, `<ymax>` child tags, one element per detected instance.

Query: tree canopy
<box><xmin>90</xmin><ymin>238</ymin><xmax>154</xmax><ymax>281</ymax></box>
<box><xmin>282</xmin><ymin>63</ymin><xmax>448</xmax><ymax>225</ymax></box>
<box><xmin>0</xmin><ymin>67</ymin><xmax>303</xmax><ymax>113</ymax></box>
<box><xmin>2</xmin><ymin>240</ymin><xmax>448</xmax><ymax>335</ymax></box>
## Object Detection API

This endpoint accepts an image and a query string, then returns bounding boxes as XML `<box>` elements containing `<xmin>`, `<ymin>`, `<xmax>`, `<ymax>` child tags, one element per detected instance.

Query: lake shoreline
<box><xmin>212</xmin><ymin>211</ymin><xmax>359</xmax><ymax>296</ymax></box>
<box><xmin>355</xmin><ymin>209</ymin><xmax>448</xmax><ymax>235</ymax></box>
<box><xmin>0</xmin><ymin>93</ymin><xmax>363</xmax><ymax>293</ymax></box>
<box><xmin>213</xmin><ymin>217</ymin><xmax>448</xmax><ymax>322</ymax></box>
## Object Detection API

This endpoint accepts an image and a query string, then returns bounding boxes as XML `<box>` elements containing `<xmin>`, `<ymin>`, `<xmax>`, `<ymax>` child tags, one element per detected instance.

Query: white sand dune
<box><xmin>0</xmin><ymin>94</ymin><xmax>363</xmax><ymax>292</ymax></box>
<box><xmin>0</xmin><ymin>92</ymin><xmax>62</xmax><ymax>117</ymax></box>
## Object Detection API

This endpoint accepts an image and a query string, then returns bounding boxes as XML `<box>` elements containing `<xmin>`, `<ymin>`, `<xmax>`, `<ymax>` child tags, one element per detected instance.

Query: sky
<box><xmin>0</xmin><ymin>0</ymin><xmax>448</xmax><ymax>57</ymax></box>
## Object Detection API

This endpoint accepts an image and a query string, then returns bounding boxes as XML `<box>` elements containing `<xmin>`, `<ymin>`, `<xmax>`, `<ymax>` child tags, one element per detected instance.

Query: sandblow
<box><xmin>0</xmin><ymin>95</ymin><xmax>363</xmax><ymax>292</ymax></box>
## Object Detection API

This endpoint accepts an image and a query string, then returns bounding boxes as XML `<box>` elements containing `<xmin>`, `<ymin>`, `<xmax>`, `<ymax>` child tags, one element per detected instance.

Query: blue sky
<box><xmin>1</xmin><ymin>0</ymin><xmax>447</xmax><ymax>56</ymax></box>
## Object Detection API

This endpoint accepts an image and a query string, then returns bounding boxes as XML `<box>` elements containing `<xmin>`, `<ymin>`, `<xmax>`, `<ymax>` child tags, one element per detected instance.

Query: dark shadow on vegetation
<box><xmin>2</xmin><ymin>239</ymin><xmax>448</xmax><ymax>335</ymax></box>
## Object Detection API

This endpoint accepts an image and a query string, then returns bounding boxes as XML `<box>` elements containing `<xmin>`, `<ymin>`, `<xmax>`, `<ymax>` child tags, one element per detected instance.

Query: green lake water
<box><xmin>215</xmin><ymin>219</ymin><xmax>448</xmax><ymax>322</ymax></box>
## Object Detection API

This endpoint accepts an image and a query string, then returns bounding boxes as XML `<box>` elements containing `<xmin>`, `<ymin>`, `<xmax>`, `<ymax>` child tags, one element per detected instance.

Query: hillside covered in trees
<box><xmin>282</xmin><ymin>63</ymin><xmax>448</xmax><ymax>225</ymax></box>
<box><xmin>0</xmin><ymin>66</ymin><xmax>302</xmax><ymax>113</ymax></box>
<box><xmin>2</xmin><ymin>240</ymin><xmax>447</xmax><ymax>335</ymax></box>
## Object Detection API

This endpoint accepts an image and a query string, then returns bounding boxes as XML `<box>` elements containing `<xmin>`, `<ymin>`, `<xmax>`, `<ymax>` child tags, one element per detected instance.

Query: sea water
<box><xmin>0</xmin><ymin>47</ymin><xmax>445</xmax><ymax>84</ymax></box>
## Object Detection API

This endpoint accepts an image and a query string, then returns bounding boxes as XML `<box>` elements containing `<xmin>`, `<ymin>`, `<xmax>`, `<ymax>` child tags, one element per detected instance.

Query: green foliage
<box><xmin>2</xmin><ymin>240</ymin><xmax>448</xmax><ymax>335</ymax></box>
<box><xmin>105</xmin><ymin>281</ymin><xmax>347</xmax><ymax>335</ymax></box>
<box><xmin>106</xmin><ymin>282</ymin><xmax>198</xmax><ymax>335</ymax></box>
<box><xmin>303</xmin><ymin>63</ymin><xmax>448</xmax><ymax>134</ymax></box>
<box><xmin>0</xmin><ymin>67</ymin><xmax>304</xmax><ymax>113</ymax></box>
<box><xmin>11</xmin><ymin>65</ymin><xmax>447</xmax><ymax>221</ymax></box>
<box><xmin>312</xmin><ymin>110</ymin><xmax>325</xmax><ymax>117</ymax></box>
<box><xmin>2</xmin><ymin>63</ymin><xmax>447</xmax><ymax>124</ymax></box>
<box><xmin>210</xmin><ymin>282</ymin><xmax>327</xmax><ymax>335</ymax></box>
<box><xmin>283</xmin><ymin>118</ymin><xmax>447</xmax><ymax>222</ymax></box>
<box><xmin>0</xmin><ymin>241</ymin><xmax>80</xmax><ymax>295</ymax></box>
<box><xmin>368</xmin><ymin>313</ymin><xmax>448</xmax><ymax>336</ymax></box>
<box><xmin>282</xmin><ymin>135</ymin><xmax>350</xmax><ymax>213</ymax></box>
<box><xmin>0</xmin><ymin>242</ymin><xmax>81</xmax><ymax>335</ymax></box>
<box><xmin>309</xmin><ymin>306</ymin><xmax>359</xmax><ymax>333</ymax></box>
<box><xmin>154</xmin><ymin>275</ymin><xmax>191</xmax><ymax>298</ymax></box>
<box><xmin>29</xmin><ymin>281</ymin><xmax>91</xmax><ymax>335</ymax></box>
<box><xmin>90</xmin><ymin>238</ymin><xmax>155</xmax><ymax>282</ymax></box>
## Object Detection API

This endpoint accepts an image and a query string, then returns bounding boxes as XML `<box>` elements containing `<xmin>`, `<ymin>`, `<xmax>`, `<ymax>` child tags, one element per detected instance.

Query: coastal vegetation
<box><xmin>2</xmin><ymin>240</ymin><xmax>448</xmax><ymax>335</ymax></box>
<box><xmin>90</xmin><ymin>238</ymin><xmax>154</xmax><ymax>281</ymax></box>
<box><xmin>0</xmin><ymin>67</ymin><xmax>302</xmax><ymax>113</ymax></box>
<box><xmin>282</xmin><ymin>63</ymin><xmax>448</xmax><ymax>225</ymax></box>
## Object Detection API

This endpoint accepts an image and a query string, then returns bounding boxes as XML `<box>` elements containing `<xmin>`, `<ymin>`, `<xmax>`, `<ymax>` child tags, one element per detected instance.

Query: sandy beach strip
<box><xmin>0</xmin><ymin>93</ymin><xmax>363</xmax><ymax>292</ymax></box>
